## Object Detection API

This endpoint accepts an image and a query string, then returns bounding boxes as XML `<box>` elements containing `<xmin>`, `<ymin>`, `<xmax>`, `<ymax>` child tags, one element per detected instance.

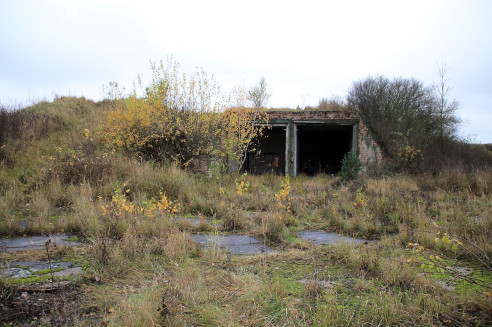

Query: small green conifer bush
<box><xmin>339</xmin><ymin>151</ymin><xmax>362</xmax><ymax>181</ymax></box>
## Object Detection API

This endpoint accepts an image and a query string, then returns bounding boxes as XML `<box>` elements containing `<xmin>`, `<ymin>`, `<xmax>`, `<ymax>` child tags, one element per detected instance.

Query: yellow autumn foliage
<box><xmin>102</xmin><ymin>58</ymin><xmax>269</xmax><ymax>172</ymax></box>
<box><xmin>102</xmin><ymin>58</ymin><xmax>223</xmax><ymax>170</ymax></box>
<box><xmin>222</xmin><ymin>107</ymin><xmax>269</xmax><ymax>171</ymax></box>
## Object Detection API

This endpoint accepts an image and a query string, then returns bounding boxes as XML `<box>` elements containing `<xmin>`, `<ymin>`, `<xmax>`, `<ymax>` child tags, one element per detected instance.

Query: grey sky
<box><xmin>1</xmin><ymin>0</ymin><xmax>491</xmax><ymax>143</ymax></box>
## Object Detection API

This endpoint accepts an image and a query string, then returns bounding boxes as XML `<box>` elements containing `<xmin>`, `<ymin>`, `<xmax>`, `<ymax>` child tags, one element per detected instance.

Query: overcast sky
<box><xmin>1</xmin><ymin>0</ymin><xmax>491</xmax><ymax>143</ymax></box>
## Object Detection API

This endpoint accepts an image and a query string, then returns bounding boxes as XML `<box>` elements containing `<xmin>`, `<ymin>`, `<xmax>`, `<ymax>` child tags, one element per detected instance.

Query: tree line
<box><xmin>346</xmin><ymin>65</ymin><xmax>490</xmax><ymax>171</ymax></box>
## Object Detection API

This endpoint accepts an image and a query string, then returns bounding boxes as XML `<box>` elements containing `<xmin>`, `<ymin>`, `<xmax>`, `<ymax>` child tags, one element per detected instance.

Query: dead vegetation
<box><xmin>0</xmin><ymin>97</ymin><xmax>491</xmax><ymax>326</ymax></box>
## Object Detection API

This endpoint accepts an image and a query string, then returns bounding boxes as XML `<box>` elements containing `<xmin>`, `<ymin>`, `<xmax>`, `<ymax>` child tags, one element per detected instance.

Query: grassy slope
<box><xmin>0</xmin><ymin>97</ymin><xmax>491</xmax><ymax>326</ymax></box>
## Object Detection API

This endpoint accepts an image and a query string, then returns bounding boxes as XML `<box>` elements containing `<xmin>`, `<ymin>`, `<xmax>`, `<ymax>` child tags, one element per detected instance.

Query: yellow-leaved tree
<box><xmin>222</xmin><ymin>107</ymin><xmax>269</xmax><ymax>171</ymax></box>
<box><xmin>102</xmin><ymin>57</ymin><xmax>269</xmax><ymax>173</ymax></box>
<box><xmin>102</xmin><ymin>58</ymin><xmax>223</xmax><ymax>172</ymax></box>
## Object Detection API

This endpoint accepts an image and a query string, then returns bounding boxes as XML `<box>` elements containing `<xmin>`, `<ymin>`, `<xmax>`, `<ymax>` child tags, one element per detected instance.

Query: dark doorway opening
<box><xmin>245</xmin><ymin>126</ymin><xmax>286</xmax><ymax>175</ymax></box>
<box><xmin>297</xmin><ymin>124</ymin><xmax>353</xmax><ymax>175</ymax></box>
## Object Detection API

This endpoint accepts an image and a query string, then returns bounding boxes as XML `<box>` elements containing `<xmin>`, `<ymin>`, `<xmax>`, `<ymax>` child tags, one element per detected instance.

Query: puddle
<box><xmin>0</xmin><ymin>234</ymin><xmax>82</xmax><ymax>252</ymax></box>
<box><xmin>298</xmin><ymin>231</ymin><xmax>370</xmax><ymax>245</ymax></box>
<box><xmin>190</xmin><ymin>234</ymin><xmax>273</xmax><ymax>255</ymax></box>
<box><xmin>1</xmin><ymin>260</ymin><xmax>83</xmax><ymax>279</ymax></box>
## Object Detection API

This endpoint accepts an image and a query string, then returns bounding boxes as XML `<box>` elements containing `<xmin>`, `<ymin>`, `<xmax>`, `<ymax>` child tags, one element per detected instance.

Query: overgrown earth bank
<box><xmin>1</xmin><ymin>96</ymin><xmax>491</xmax><ymax>326</ymax></box>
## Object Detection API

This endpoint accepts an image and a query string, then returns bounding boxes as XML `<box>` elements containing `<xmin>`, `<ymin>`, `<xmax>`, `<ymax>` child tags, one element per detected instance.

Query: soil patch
<box><xmin>0</xmin><ymin>283</ymin><xmax>82</xmax><ymax>325</ymax></box>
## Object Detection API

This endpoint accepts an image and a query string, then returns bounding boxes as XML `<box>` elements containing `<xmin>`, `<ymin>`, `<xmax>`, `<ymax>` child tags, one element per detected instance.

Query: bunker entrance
<box><xmin>296</xmin><ymin>124</ymin><xmax>353</xmax><ymax>176</ymax></box>
<box><xmin>245</xmin><ymin>126</ymin><xmax>286</xmax><ymax>175</ymax></box>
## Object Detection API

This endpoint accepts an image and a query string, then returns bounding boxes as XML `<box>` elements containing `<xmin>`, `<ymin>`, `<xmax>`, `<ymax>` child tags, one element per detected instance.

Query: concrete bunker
<box><xmin>244</xmin><ymin>110</ymin><xmax>382</xmax><ymax>176</ymax></box>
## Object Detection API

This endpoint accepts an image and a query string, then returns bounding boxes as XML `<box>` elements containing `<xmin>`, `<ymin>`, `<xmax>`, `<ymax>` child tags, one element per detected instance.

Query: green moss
<box><xmin>419</xmin><ymin>255</ymin><xmax>492</xmax><ymax>293</ymax></box>
<box><xmin>49</xmin><ymin>215</ymin><xmax>59</xmax><ymax>221</ymax></box>
<box><xmin>7</xmin><ymin>270</ymin><xmax>81</xmax><ymax>286</ymax></box>
<box><xmin>283</xmin><ymin>234</ymin><xmax>298</xmax><ymax>243</ymax></box>
<box><xmin>9</xmin><ymin>274</ymin><xmax>53</xmax><ymax>285</ymax></box>
<box><xmin>453</xmin><ymin>269</ymin><xmax>492</xmax><ymax>293</ymax></box>
<box><xmin>32</xmin><ymin>267</ymin><xmax>64</xmax><ymax>275</ymax></box>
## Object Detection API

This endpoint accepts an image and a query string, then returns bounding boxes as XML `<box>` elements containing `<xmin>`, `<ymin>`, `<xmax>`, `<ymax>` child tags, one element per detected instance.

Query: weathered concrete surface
<box><xmin>174</xmin><ymin>217</ymin><xmax>202</xmax><ymax>227</ymax></box>
<box><xmin>174</xmin><ymin>216</ymin><xmax>217</xmax><ymax>227</ymax></box>
<box><xmin>298</xmin><ymin>231</ymin><xmax>369</xmax><ymax>245</ymax></box>
<box><xmin>190</xmin><ymin>234</ymin><xmax>273</xmax><ymax>255</ymax></box>
<box><xmin>436</xmin><ymin>266</ymin><xmax>474</xmax><ymax>291</ymax></box>
<box><xmin>1</xmin><ymin>260</ymin><xmax>83</xmax><ymax>279</ymax></box>
<box><xmin>0</xmin><ymin>234</ymin><xmax>81</xmax><ymax>252</ymax></box>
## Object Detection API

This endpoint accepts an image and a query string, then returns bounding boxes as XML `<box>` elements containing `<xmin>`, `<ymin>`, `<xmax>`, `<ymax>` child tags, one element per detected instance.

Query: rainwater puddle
<box><xmin>298</xmin><ymin>231</ymin><xmax>370</xmax><ymax>245</ymax></box>
<box><xmin>190</xmin><ymin>234</ymin><xmax>273</xmax><ymax>255</ymax></box>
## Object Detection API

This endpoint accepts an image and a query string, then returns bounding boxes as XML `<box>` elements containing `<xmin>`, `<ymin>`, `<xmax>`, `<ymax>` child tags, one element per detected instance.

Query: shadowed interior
<box><xmin>245</xmin><ymin>126</ymin><xmax>286</xmax><ymax>174</ymax></box>
<box><xmin>297</xmin><ymin>124</ymin><xmax>353</xmax><ymax>175</ymax></box>
<box><xmin>245</xmin><ymin>124</ymin><xmax>354</xmax><ymax>175</ymax></box>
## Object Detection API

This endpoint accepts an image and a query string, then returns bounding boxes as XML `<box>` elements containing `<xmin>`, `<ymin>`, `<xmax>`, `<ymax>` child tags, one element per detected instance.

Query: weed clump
<box><xmin>221</xmin><ymin>209</ymin><xmax>247</xmax><ymax>231</ymax></box>
<box><xmin>261</xmin><ymin>211</ymin><xmax>286</xmax><ymax>243</ymax></box>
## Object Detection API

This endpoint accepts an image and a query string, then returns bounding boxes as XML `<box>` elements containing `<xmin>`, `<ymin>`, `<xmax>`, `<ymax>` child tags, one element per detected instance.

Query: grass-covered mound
<box><xmin>0</xmin><ymin>97</ymin><xmax>491</xmax><ymax>326</ymax></box>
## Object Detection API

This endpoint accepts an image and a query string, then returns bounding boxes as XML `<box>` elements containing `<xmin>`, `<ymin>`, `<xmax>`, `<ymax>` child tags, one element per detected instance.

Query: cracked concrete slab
<box><xmin>0</xmin><ymin>234</ymin><xmax>82</xmax><ymax>252</ymax></box>
<box><xmin>190</xmin><ymin>234</ymin><xmax>273</xmax><ymax>255</ymax></box>
<box><xmin>1</xmin><ymin>260</ymin><xmax>83</xmax><ymax>279</ymax></box>
<box><xmin>298</xmin><ymin>230</ymin><xmax>370</xmax><ymax>245</ymax></box>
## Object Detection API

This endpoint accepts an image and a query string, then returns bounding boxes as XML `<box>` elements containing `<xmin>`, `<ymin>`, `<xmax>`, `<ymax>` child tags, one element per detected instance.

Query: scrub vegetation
<box><xmin>0</xmin><ymin>61</ymin><xmax>491</xmax><ymax>326</ymax></box>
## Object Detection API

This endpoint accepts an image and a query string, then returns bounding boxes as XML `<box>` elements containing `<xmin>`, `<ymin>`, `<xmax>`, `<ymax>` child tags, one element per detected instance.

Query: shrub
<box><xmin>274</xmin><ymin>176</ymin><xmax>292</xmax><ymax>213</ymax></box>
<box><xmin>102</xmin><ymin>59</ymin><xmax>223</xmax><ymax>171</ymax></box>
<box><xmin>48</xmin><ymin>137</ymin><xmax>114</xmax><ymax>186</ymax></box>
<box><xmin>102</xmin><ymin>58</ymin><xmax>269</xmax><ymax>173</ymax></box>
<box><xmin>339</xmin><ymin>151</ymin><xmax>362</xmax><ymax>181</ymax></box>
<box><xmin>222</xmin><ymin>107</ymin><xmax>269</xmax><ymax>171</ymax></box>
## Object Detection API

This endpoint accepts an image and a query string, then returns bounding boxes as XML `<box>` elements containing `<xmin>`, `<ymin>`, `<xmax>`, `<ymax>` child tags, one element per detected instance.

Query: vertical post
<box><xmin>285</xmin><ymin>121</ymin><xmax>295</xmax><ymax>176</ymax></box>
<box><xmin>293</xmin><ymin>123</ymin><xmax>298</xmax><ymax>177</ymax></box>
<box><xmin>352</xmin><ymin>122</ymin><xmax>360</xmax><ymax>164</ymax></box>
<box><xmin>285</xmin><ymin>123</ymin><xmax>290</xmax><ymax>176</ymax></box>
<box><xmin>352</xmin><ymin>123</ymin><xmax>359</xmax><ymax>155</ymax></box>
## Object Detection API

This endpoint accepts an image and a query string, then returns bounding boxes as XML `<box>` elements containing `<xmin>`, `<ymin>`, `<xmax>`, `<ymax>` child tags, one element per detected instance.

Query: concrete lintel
<box><xmin>293</xmin><ymin>119</ymin><xmax>359</xmax><ymax>125</ymax></box>
<box><xmin>263</xmin><ymin>123</ymin><xmax>288</xmax><ymax>127</ymax></box>
<box><xmin>267</xmin><ymin>119</ymin><xmax>292</xmax><ymax>124</ymax></box>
